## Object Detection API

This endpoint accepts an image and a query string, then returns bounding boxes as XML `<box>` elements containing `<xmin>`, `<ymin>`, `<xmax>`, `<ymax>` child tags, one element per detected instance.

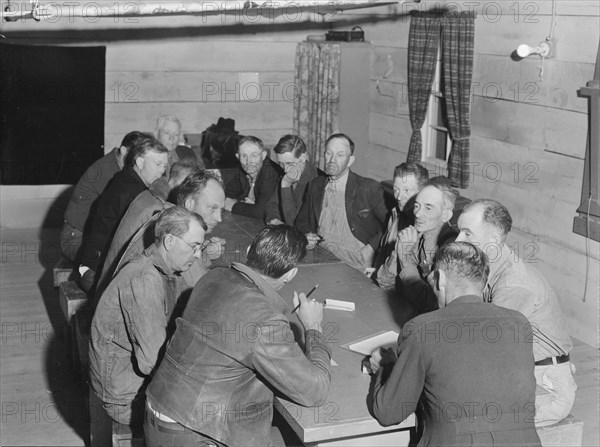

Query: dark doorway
<box><xmin>1</xmin><ymin>42</ymin><xmax>105</xmax><ymax>185</ymax></box>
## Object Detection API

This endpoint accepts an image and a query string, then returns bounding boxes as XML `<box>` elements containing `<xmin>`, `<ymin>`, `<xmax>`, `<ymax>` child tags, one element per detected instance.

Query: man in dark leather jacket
<box><xmin>145</xmin><ymin>225</ymin><xmax>331</xmax><ymax>447</ymax></box>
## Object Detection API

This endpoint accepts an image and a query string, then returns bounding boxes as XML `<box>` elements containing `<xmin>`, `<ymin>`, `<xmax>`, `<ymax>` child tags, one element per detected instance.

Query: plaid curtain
<box><xmin>406</xmin><ymin>12</ymin><xmax>442</xmax><ymax>163</ymax></box>
<box><xmin>442</xmin><ymin>12</ymin><xmax>476</xmax><ymax>189</ymax></box>
<box><xmin>293</xmin><ymin>42</ymin><xmax>341</xmax><ymax>169</ymax></box>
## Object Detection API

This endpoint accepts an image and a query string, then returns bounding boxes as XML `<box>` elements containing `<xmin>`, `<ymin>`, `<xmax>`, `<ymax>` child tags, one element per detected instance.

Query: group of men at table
<box><xmin>59</xmin><ymin>114</ymin><xmax>575</xmax><ymax>447</ymax></box>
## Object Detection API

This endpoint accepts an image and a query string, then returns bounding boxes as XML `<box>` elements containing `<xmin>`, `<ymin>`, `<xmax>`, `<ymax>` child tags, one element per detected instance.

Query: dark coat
<box><xmin>372</xmin><ymin>295</ymin><xmax>541</xmax><ymax>447</ymax></box>
<box><xmin>265</xmin><ymin>161</ymin><xmax>321</xmax><ymax>225</ymax></box>
<box><xmin>80</xmin><ymin>167</ymin><xmax>147</xmax><ymax>271</ymax></box>
<box><xmin>295</xmin><ymin>170</ymin><xmax>388</xmax><ymax>249</ymax></box>
<box><xmin>225</xmin><ymin>158</ymin><xmax>283</xmax><ymax>220</ymax></box>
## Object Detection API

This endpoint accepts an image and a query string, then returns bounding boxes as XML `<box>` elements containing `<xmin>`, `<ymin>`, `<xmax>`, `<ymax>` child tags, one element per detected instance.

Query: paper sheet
<box><xmin>325</xmin><ymin>299</ymin><xmax>355</xmax><ymax>311</ymax></box>
<box><xmin>345</xmin><ymin>330</ymin><xmax>399</xmax><ymax>356</ymax></box>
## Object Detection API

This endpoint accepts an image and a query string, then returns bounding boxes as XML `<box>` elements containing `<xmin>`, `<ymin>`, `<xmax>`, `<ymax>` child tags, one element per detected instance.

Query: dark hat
<box><xmin>215</xmin><ymin>117</ymin><xmax>236</xmax><ymax>133</ymax></box>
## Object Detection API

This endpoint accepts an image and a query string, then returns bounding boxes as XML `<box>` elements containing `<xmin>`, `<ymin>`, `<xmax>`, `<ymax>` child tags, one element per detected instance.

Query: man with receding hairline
<box><xmin>295</xmin><ymin>133</ymin><xmax>387</xmax><ymax>270</ymax></box>
<box><xmin>456</xmin><ymin>199</ymin><xmax>575</xmax><ymax>427</ymax></box>
<box><xmin>89</xmin><ymin>206</ymin><xmax>207</xmax><ymax>446</ymax></box>
<box><xmin>96</xmin><ymin>160</ymin><xmax>204</xmax><ymax>297</ymax></box>
<box><xmin>377</xmin><ymin>182</ymin><xmax>457</xmax><ymax>314</ymax></box>
<box><xmin>144</xmin><ymin>225</ymin><xmax>331</xmax><ymax>447</ymax></box>
<box><xmin>370</xmin><ymin>242</ymin><xmax>541</xmax><ymax>446</ymax></box>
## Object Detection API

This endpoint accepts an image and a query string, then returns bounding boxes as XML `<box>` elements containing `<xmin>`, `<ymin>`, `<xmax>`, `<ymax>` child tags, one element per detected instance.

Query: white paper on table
<box><xmin>325</xmin><ymin>299</ymin><xmax>355</xmax><ymax>311</ymax></box>
<box><xmin>344</xmin><ymin>330</ymin><xmax>400</xmax><ymax>356</ymax></box>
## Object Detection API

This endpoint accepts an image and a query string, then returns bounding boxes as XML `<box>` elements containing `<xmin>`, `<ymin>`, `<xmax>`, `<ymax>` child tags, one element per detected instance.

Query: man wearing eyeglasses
<box><xmin>266</xmin><ymin>134</ymin><xmax>322</xmax><ymax>225</ymax></box>
<box><xmin>377</xmin><ymin>182</ymin><xmax>457</xmax><ymax>315</ymax></box>
<box><xmin>224</xmin><ymin>136</ymin><xmax>283</xmax><ymax>220</ymax></box>
<box><xmin>88</xmin><ymin>206</ymin><xmax>207</xmax><ymax>447</ymax></box>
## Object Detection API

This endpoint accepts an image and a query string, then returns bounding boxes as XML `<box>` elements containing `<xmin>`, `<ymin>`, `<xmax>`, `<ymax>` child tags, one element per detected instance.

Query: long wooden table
<box><xmin>277</xmin><ymin>263</ymin><xmax>415</xmax><ymax>446</ymax></box>
<box><xmin>212</xmin><ymin>212</ymin><xmax>415</xmax><ymax>445</ymax></box>
<box><xmin>211</xmin><ymin>212</ymin><xmax>340</xmax><ymax>266</ymax></box>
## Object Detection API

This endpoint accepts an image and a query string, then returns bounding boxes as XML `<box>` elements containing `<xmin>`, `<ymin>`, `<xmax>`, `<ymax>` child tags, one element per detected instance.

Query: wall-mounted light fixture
<box><xmin>516</xmin><ymin>40</ymin><xmax>552</xmax><ymax>58</ymax></box>
<box><xmin>513</xmin><ymin>0</ymin><xmax>557</xmax><ymax>82</ymax></box>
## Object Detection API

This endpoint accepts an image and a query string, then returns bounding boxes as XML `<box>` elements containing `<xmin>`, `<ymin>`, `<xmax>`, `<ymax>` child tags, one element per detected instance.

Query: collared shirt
<box><xmin>319</xmin><ymin>171</ymin><xmax>367</xmax><ymax>270</ymax></box>
<box><xmin>89</xmin><ymin>244</ymin><xmax>185</xmax><ymax>406</ymax></box>
<box><xmin>486</xmin><ymin>244</ymin><xmax>572</xmax><ymax>361</ymax></box>
<box><xmin>64</xmin><ymin>147</ymin><xmax>121</xmax><ymax>231</ymax></box>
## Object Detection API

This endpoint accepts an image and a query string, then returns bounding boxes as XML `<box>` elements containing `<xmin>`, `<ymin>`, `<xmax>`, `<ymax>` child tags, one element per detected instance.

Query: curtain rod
<box><xmin>2</xmin><ymin>1</ymin><xmax>421</xmax><ymax>22</ymax></box>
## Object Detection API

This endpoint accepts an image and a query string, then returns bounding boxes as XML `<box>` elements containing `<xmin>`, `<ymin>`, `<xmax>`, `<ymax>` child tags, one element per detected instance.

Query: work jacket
<box><xmin>147</xmin><ymin>263</ymin><xmax>331</xmax><ymax>447</ymax></box>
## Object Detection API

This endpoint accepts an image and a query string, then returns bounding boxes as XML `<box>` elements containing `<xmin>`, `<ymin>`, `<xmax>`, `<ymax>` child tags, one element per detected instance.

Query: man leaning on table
<box><xmin>376</xmin><ymin>182</ymin><xmax>457</xmax><ymax>314</ymax></box>
<box><xmin>224</xmin><ymin>135</ymin><xmax>283</xmax><ymax>220</ymax></box>
<box><xmin>266</xmin><ymin>134</ymin><xmax>321</xmax><ymax>225</ymax></box>
<box><xmin>144</xmin><ymin>225</ymin><xmax>331</xmax><ymax>447</ymax></box>
<box><xmin>88</xmin><ymin>206</ymin><xmax>207</xmax><ymax>446</ymax></box>
<box><xmin>456</xmin><ymin>199</ymin><xmax>576</xmax><ymax>427</ymax></box>
<box><xmin>295</xmin><ymin>133</ymin><xmax>387</xmax><ymax>270</ymax></box>
<box><xmin>370</xmin><ymin>242</ymin><xmax>541</xmax><ymax>447</ymax></box>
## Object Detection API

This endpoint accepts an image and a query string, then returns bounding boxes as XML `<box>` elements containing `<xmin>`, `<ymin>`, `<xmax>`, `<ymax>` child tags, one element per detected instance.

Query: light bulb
<box><xmin>517</xmin><ymin>44</ymin><xmax>537</xmax><ymax>58</ymax></box>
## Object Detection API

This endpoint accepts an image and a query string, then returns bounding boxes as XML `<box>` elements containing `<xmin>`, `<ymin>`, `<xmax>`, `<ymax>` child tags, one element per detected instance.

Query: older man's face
<box><xmin>137</xmin><ymin>151</ymin><xmax>169</xmax><ymax>186</ymax></box>
<box><xmin>277</xmin><ymin>151</ymin><xmax>306</xmax><ymax>183</ymax></box>
<box><xmin>167</xmin><ymin>219</ymin><xmax>206</xmax><ymax>273</ymax></box>
<box><xmin>393</xmin><ymin>174</ymin><xmax>421</xmax><ymax>212</ymax></box>
<box><xmin>413</xmin><ymin>186</ymin><xmax>450</xmax><ymax>234</ymax></box>
<box><xmin>237</xmin><ymin>142</ymin><xmax>266</xmax><ymax>176</ymax></box>
<box><xmin>324</xmin><ymin>138</ymin><xmax>354</xmax><ymax>180</ymax></box>
<box><xmin>187</xmin><ymin>179</ymin><xmax>225</xmax><ymax>233</ymax></box>
<box><xmin>157</xmin><ymin>121</ymin><xmax>180</xmax><ymax>152</ymax></box>
<box><xmin>456</xmin><ymin>205</ymin><xmax>498</xmax><ymax>248</ymax></box>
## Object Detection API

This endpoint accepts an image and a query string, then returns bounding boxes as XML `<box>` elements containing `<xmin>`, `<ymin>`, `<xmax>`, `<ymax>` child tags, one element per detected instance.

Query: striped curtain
<box><xmin>442</xmin><ymin>12</ymin><xmax>476</xmax><ymax>189</ymax></box>
<box><xmin>406</xmin><ymin>12</ymin><xmax>442</xmax><ymax>164</ymax></box>
<box><xmin>293</xmin><ymin>42</ymin><xmax>341</xmax><ymax>169</ymax></box>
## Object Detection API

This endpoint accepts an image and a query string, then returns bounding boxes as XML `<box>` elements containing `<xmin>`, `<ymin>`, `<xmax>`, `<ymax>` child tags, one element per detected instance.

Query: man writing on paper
<box><xmin>145</xmin><ymin>226</ymin><xmax>331</xmax><ymax>447</ymax></box>
<box><xmin>370</xmin><ymin>242</ymin><xmax>541</xmax><ymax>447</ymax></box>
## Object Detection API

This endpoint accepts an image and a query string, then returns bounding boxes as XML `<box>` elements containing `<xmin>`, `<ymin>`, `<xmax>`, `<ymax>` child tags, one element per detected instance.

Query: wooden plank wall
<box><xmin>0</xmin><ymin>7</ymin><xmax>335</xmax><ymax>151</ymax></box>
<box><xmin>335</xmin><ymin>0</ymin><xmax>600</xmax><ymax>346</ymax></box>
<box><xmin>0</xmin><ymin>8</ymin><xmax>331</xmax><ymax>228</ymax></box>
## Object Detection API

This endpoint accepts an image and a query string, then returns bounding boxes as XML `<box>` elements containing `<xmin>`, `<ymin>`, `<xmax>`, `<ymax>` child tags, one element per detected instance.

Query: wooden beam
<box><xmin>2</xmin><ymin>0</ymin><xmax>404</xmax><ymax>21</ymax></box>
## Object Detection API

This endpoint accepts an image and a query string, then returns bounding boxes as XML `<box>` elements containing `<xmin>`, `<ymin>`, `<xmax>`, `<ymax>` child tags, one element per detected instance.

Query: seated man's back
<box><xmin>372</xmin><ymin>242</ymin><xmax>541</xmax><ymax>447</ymax></box>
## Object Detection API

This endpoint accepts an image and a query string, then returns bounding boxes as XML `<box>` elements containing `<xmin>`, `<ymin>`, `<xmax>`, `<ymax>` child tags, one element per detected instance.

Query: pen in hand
<box><xmin>292</xmin><ymin>284</ymin><xmax>320</xmax><ymax>313</ymax></box>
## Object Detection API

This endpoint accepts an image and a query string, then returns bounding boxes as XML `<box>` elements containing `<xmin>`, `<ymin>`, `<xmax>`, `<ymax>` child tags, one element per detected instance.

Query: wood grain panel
<box><xmin>371</xmin><ymin>47</ymin><xmax>408</xmax><ymax>84</ymax></box>
<box><xmin>470</xmin><ymin>95</ymin><xmax>588</xmax><ymax>158</ymax></box>
<box><xmin>105</xmin><ymin>71</ymin><xmax>295</xmax><ymax>103</ymax></box>
<box><xmin>469</xmin><ymin>135</ymin><xmax>584</xmax><ymax>204</ymax></box>
<box><xmin>368</xmin><ymin>112</ymin><xmax>412</xmax><ymax>151</ymax></box>
<box><xmin>105</xmin><ymin>100</ymin><xmax>292</xmax><ymax>133</ymax></box>
<box><xmin>472</xmin><ymin>55</ymin><xmax>595</xmax><ymax>114</ymax></box>
<box><xmin>367</xmin><ymin>143</ymin><xmax>407</xmax><ymax>181</ymax></box>
<box><xmin>106</xmin><ymin>40</ymin><xmax>297</xmax><ymax>72</ymax></box>
<box><xmin>475</xmin><ymin>15</ymin><xmax>599</xmax><ymax>63</ymax></box>
<box><xmin>370</xmin><ymin>80</ymin><xmax>409</xmax><ymax>117</ymax></box>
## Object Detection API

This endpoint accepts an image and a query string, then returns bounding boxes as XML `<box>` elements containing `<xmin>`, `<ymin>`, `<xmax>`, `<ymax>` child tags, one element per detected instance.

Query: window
<box><xmin>421</xmin><ymin>49</ymin><xmax>452</xmax><ymax>174</ymax></box>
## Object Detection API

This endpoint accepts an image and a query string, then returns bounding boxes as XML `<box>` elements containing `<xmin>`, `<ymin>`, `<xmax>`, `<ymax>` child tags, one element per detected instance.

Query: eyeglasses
<box><xmin>173</xmin><ymin>235</ymin><xmax>204</xmax><ymax>254</ymax></box>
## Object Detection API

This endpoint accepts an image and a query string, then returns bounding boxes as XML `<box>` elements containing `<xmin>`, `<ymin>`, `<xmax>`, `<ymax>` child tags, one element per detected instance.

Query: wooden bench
<box><xmin>59</xmin><ymin>280</ymin><xmax>88</xmax><ymax>323</ymax></box>
<box><xmin>537</xmin><ymin>414</ymin><xmax>583</xmax><ymax>447</ymax></box>
<box><xmin>74</xmin><ymin>308</ymin><xmax>92</xmax><ymax>377</ymax></box>
<box><xmin>53</xmin><ymin>255</ymin><xmax>75</xmax><ymax>287</ymax></box>
<box><xmin>112</xmin><ymin>421</ymin><xmax>144</xmax><ymax>447</ymax></box>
